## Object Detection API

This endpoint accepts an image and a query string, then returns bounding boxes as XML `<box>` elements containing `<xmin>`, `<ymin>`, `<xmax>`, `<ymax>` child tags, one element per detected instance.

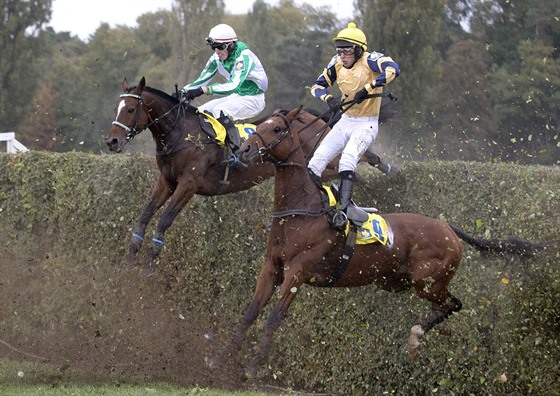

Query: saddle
<box><xmin>325</xmin><ymin>184</ymin><xmax>378</xmax><ymax>229</ymax></box>
<box><xmin>319</xmin><ymin>184</ymin><xmax>391</xmax><ymax>286</ymax></box>
<box><xmin>197</xmin><ymin>111</ymin><xmax>256</xmax><ymax>148</ymax></box>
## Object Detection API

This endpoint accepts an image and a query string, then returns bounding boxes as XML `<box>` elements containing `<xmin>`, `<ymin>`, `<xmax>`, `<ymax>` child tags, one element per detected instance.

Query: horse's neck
<box><xmin>143</xmin><ymin>94</ymin><xmax>172</xmax><ymax>136</ymax></box>
<box><xmin>143</xmin><ymin>95</ymin><xmax>195</xmax><ymax>152</ymax></box>
<box><xmin>273</xmin><ymin>165</ymin><xmax>322</xmax><ymax>211</ymax></box>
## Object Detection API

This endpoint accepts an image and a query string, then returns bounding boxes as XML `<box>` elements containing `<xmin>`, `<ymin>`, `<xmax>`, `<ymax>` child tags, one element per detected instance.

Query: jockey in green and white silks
<box><xmin>181</xmin><ymin>24</ymin><xmax>268</xmax><ymax>121</ymax></box>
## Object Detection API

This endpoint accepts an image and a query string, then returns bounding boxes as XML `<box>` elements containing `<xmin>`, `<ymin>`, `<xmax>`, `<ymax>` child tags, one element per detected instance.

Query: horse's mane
<box><xmin>251</xmin><ymin>100</ymin><xmax>397</xmax><ymax>126</ymax></box>
<box><xmin>144</xmin><ymin>86</ymin><xmax>180</xmax><ymax>105</ymax></box>
<box><xmin>251</xmin><ymin>108</ymin><xmax>326</xmax><ymax>125</ymax></box>
<box><xmin>129</xmin><ymin>84</ymin><xmax>198</xmax><ymax>114</ymax></box>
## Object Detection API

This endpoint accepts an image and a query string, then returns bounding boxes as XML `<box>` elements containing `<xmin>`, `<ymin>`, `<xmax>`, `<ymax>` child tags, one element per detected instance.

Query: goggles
<box><xmin>206</xmin><ymin>37</ymin><xmax>230</xmax><ymax>51</ymax></box>
<box><xmin>336</xmin><ymin>46</ymin><xmax>356</xmax><ymax>55</ymax></box>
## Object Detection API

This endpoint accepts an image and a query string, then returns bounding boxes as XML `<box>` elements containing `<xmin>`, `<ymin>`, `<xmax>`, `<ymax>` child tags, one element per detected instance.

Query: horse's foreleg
<box><xmin>245</xmin><ymin>270</ymin><xmax>302</xmax><ymax>378</ymax></box>
<box><xmin>128</xmin><ymin>177</ymin><xmax>173</xmax><ymax>271</ymax></box>
<box><xmin>209</xmin><ymin>259</ymin><xmax>281</xmax><ymax>370</ymax></box>
<box><xmin>142</xmin><ymin>185</ymin><xmax>196</xmax><ymax>277</ymax></box>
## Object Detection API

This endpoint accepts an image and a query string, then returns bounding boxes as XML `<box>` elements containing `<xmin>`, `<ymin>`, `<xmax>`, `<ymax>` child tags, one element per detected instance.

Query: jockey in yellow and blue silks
<box><xmin>181</xmin><ymin>23</ymin><xmax>268</xmax><ymax>152</ymax></box>
<box><xmin>308</xmin><ymin>22</ymin><xmax>400</xmax><ymax>230</ymax></box>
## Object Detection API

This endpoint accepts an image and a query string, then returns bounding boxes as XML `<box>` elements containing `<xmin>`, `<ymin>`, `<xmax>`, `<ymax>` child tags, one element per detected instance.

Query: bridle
<box><xmin>111</xmin><ymin>92</ymin><xmax>183</xmax><ymax>144</ymax></box>
<box><xmin>251</xmin><ymin>112</ymin><xmax>301</xmax><ymax>167</ymax></box>
<box><xmin>111</xmin><ymin>93</ymin><xmax>147</xmax><ymax>143</ymax></box>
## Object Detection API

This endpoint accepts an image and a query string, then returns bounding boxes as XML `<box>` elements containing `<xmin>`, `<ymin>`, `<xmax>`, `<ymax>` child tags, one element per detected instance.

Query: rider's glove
<box><xmin>184</xmin><ymin>87</ymin><xmax>204</xmax><ymax>100</ymax></box>
<box><xmin>325</xmin><ymin>95</ymin><xmax>341</xmax><ymax>112</ymax></box>
<box><xmin>353</xmin><ymin>88</ymin><xmax>369</xmax><ymax>104</ymax></box>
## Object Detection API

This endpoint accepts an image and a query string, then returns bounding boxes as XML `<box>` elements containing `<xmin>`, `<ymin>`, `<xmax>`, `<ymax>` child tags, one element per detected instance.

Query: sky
<box><xmin>48</xmin><ymin>0</ymin><xmax>354</xmax><ymax>42</ymax></box>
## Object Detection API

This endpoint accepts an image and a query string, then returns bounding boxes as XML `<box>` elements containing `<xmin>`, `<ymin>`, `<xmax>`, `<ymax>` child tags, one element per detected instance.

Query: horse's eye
<box><xmin>274</xmin><ymin>126</ymin><xmax>282</xmax><ymax>133</ymax></box>
<box><xmin>127</xmin><ymin>107</ymin><xmax>135</xmax><ymax>113</ymax></box>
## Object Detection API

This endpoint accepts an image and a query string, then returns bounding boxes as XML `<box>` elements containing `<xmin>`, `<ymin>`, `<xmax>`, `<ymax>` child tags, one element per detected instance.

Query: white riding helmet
<box><xmin>206</xmin><ymin>24</ymin><xmax>238</xmax><ymax>45</ymax></box>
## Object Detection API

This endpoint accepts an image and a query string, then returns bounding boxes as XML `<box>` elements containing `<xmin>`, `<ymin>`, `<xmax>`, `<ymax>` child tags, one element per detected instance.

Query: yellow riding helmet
<box><xmin>333</xmin><ymin>22</ymin><xmax>367</xmax><ymax>50</ymax></box>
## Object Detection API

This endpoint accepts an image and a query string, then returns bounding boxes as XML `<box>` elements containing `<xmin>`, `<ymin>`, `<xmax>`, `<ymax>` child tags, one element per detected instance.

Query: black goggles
<box><xmin>206</xmin><ymin>38</ymin><xmax>230</xmax><ymax>51</ymax></box>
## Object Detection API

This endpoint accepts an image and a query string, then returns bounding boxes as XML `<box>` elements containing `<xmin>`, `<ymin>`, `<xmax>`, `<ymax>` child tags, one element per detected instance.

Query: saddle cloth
<box><xmin>198</xmin><ymin>111</ymin><xmax>256</xmax><ymax>147</ymax></box>
<box><xmin>322</xmin><ymin>185</ymin><xmax>390</xmax><ymax>245</ymax></box>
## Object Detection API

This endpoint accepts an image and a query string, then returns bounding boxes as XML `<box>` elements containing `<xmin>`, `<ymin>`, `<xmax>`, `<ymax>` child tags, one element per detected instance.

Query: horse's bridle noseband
<box><xmin>252</xmin><ymin>112</ymin><xmax>296</xmax><ymax>165</ymax></box>
<box><xmin>112</xmin><ymin>93</ymin><xmax>146</xmax><ymax>142</ymax></box>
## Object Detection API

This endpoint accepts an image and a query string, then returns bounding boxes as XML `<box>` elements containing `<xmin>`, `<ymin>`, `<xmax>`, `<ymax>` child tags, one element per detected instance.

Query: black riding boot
<box><xmin>332</xmin><ymin>171</ymin><xmax>367</xmax><ymax>230</ymax></box>
<box><xmin>217</xmin><ymin>113</ymin><xmax>240</xmax><ymax>152</ymax></box>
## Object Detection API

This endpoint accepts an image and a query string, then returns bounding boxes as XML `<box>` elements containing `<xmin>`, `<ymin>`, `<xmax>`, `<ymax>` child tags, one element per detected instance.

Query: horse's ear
<box><xmin>122</xmin><ymin>78</ymin><xmax>129</xmax><ymax>92</ymax></box>
<box><xmin>287</xmin><ymin>106</ymin><xmax>303</xmax><ymax>121</ymax></box>
<box><xmin>138</xmin><ymin>77</ymin><xmax>146</xmax><ymax>91</ymax></box>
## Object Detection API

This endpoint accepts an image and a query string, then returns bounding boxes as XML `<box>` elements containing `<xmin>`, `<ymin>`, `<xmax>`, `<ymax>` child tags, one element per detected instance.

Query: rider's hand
<box><xmin>326</xmin><ymin>96</ymin><xmax>341</xmax><ymax>112</ymax></box>
<box><xmin>185</xmin><ymin>87</ymin><xmax>204</xmax><ymax>100</ymax></box>
<box><xmin>353</xmin><ymin>88</ymin><xmax>369</xmax><ymax>104</ymax></box>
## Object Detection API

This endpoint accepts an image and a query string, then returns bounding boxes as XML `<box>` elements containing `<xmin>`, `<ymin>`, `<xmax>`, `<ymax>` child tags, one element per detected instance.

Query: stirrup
<box><xmin>224</xmin><ymin>153</ymin><xmax>247</xmax><ymax>169</ymax></box>
<box><xmin>331</xmin><ymin>210</ymin><xmax>348</xmax><ymax>230</ymax></box>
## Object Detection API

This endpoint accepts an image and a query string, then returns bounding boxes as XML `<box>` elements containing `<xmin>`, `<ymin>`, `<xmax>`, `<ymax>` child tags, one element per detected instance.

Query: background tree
<box><xmin>36</xmin><ymin>30</ymin><xmax>88</xmax><ymax>151</ymax></box>
<box><xmin>246</xmin><ymin>0</ymin><xmax>339</xmax><ymax>112</ymax></box>
<box><xmin>0</xmin><ymin>0</ymin><xmax>52</xmax><ymax>133</ymax></box>
<box><xmin>3</xmin><ymin>0</ymin><xmax>557</xmax><ymax>164</ymax></box>
<box><xmin>135</xmin><ymin>10</ymin><xmax>176</xmax><ymax>89</ymax></box>
<box><xmin>423</xmin><ymin>38</ymin><xmax>497</xmax><ymax>161</ymax></box>
<box><xmin>18</xmin><ymin>82</ymin><xmax>58</xmax><ymax>150</ymax></box>
<box><xmin>490</xmin><ymin>41</ymin><xmax>560</xmax><ymax>164</ymax></box>
<box><xmin>172</xmin><ymin>0</ymin><xmax>226</xmax><ymax>85</ymax></box>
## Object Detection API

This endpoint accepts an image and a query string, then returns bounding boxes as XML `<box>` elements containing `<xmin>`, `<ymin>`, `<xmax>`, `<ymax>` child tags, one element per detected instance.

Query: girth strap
<box><xmin>326</xmin><ymin>225</ymin><xmax>358</xmax><ymax>286</ymax></box>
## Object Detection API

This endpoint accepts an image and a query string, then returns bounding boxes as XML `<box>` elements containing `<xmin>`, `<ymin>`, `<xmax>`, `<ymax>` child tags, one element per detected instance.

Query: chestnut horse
<box><xmin>105</xmin><ymin>77</ymin><xmax>394</xmax><ymax>276</ymax></box>
<box><xmin>210</xmin><ymin>107</ymin><xmax>536</xmax><ymax>377</ymax></box>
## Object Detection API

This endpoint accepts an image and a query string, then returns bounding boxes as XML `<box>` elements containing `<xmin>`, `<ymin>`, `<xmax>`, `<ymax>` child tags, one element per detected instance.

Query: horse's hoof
<box><xmin>407</xmin><ymin>346</ymin><xmax>420</xmax><ymax>359</ymax></box>
<box><xmin>407</xmin><ymin>325</ymin><xmax>424</xmax><ymax>359</ymax></box>
<box><xmin>126</xmin><ymin>261</ymin><xmax>139</xmax><ymax>272</ymax></box>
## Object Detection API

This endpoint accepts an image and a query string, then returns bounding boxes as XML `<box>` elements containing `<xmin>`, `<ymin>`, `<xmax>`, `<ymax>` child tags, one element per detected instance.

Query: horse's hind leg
<box><xmin>128</xmin><ymin>176</ymin><xmax>173</xmax><ymax>271</ymax></box>
<box><xmin>407</xmin><ymin>293</ymin><xmax>462</xmax><ymax>358</ymax></box>
<box><xmin>362</xmin><ymin>149</ymin><xmax>396</xmax><ymax>175</ymax></box>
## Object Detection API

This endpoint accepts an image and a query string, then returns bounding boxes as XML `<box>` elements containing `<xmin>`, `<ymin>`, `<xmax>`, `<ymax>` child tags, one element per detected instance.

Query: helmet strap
<box><xmin>355</xmin><ymin>47</ymin><xmax>364</xmax><ymax>59</ymax></box>
<box><xmin>227</xmin><ymin>41</ymin><xmax>236</xmax><ymax>56</ymax></box>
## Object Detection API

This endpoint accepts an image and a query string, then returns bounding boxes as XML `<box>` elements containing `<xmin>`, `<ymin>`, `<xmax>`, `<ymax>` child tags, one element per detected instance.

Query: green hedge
<box><xmin>0</xmin><ymin>152</ymin><xmax>558</xmax><ymax>395</ymax></box>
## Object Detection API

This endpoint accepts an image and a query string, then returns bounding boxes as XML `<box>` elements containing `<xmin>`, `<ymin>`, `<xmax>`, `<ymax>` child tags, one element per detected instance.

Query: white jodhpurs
<box><xmin>198</xmin><ymin>93</ymin><xmax>266</xmax><ymax>121</ymax></box>
<box><xmin>308</xmin><ymin>114</ymin><xmax>379</xmax><ymax>176</ymax></box>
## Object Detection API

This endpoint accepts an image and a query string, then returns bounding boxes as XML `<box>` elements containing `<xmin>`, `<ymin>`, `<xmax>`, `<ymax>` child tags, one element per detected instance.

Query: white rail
<box><xmin>0</xmin><ymin>132</ymin><xmax>28</xmax><ymax>153</ymax></box>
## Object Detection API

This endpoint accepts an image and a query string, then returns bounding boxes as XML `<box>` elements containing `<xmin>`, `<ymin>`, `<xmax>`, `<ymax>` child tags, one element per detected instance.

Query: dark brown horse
<box><xmin>210</xmin><ymin>107</ymin><xmax>536</xmax><ymax>377</ymax></box>
<box><xmin>105</xmin><ymin>77</ymin><xmax>393</xmax><ymax>276</ymax></box>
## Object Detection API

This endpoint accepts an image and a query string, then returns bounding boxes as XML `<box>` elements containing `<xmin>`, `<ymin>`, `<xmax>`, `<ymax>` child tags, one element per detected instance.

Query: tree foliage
<box><xmin>1</xmin><ymin>0</ymin><xmax>558</xmax><ymax>164</ymax></box>
<box><xmin>0</xmin><ymin>0</ymin><xmax>52</xmax><ymax>132</ymax></box>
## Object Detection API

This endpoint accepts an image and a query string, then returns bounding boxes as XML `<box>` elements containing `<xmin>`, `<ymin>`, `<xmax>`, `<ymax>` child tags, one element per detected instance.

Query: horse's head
<box><xmin>105</xmin><ymin>77</ymin><xmax>151</xmax><ymax>153</ymax></box>
<box><xmin>238</xmin><ymin>106</ymin><xmax>304</xmax><ymax>166</ymax></box>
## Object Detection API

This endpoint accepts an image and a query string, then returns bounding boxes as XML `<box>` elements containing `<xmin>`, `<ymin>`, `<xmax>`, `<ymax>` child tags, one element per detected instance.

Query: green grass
<box><xmin>0</xmin><ymin>384</ymin><xmax>274</xmax><ymax>395</ymax></box>
<box><xmin>0</xmin><ymin>360</ymin><xmax>277</xmax><ymax>396</ymax></box>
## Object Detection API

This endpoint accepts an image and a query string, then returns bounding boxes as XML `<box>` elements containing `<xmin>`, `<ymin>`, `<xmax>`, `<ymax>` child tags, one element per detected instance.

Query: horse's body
<box><xmin>211</xmin><ymin>107</ymin><xmax>536</xmax><ymax>377</ymax></box>
<box><xmin>105</xmin><ymin>77</ymin><xmax>393</xmax><ymax>276</ymax></box>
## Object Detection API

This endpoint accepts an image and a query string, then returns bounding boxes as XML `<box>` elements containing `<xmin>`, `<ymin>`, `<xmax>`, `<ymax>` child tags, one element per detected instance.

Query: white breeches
<box><xmin>198</xmin><ymin>93</ymin><xmax>266</xmax><ymax>120</ymax></box>
<box><xmin>308</xmin><ymin>114</ymin><xmax>379</xmax><ymax>176</ymax></box>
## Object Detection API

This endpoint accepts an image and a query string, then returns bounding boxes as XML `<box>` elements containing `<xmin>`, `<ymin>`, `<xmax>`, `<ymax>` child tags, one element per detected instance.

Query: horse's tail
<box><xmin>449</xmin><ymin>224</ymin><xmax>543</xmax><ymax>258</ymax></box>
